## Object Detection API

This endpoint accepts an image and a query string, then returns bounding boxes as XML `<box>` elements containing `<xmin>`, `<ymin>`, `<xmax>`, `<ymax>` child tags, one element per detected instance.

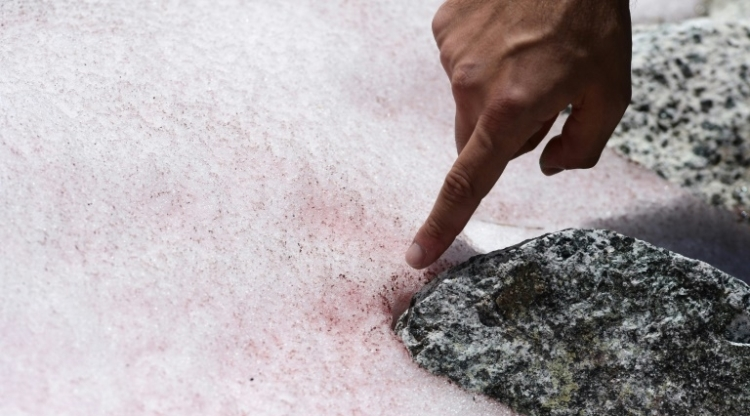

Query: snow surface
<box><xmin>0</xmin><ymin>0</ymin><xmax>745</xmax><ymax>415</ymax></box>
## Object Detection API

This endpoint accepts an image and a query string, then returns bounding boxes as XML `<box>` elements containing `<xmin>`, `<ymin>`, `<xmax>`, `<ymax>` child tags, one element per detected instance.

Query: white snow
<box><xmin>0</xmin><ymin>0</ymin><xmax>745</xmax><ymax>415</ymax></box>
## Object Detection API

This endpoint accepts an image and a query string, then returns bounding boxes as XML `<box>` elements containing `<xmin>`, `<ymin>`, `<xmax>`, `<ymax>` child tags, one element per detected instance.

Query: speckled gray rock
<box><xmin>396</xmin><ymin>229</ymin><xmax>750</xmax><ymax>415</ymax></box>
<box><xmin>709</xmin><ymin>0</ymin><xmax>750</xmax><ymax>20</ymax></box>
<box><xmin>609</xmin><ymin>20</ymin><xmax>750</xmax><ymax>222</ymax></box>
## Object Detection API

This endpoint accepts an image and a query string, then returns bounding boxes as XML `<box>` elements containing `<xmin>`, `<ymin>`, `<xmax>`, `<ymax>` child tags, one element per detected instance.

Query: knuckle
<box><xmin>487</xmin><ymin>89</ymin><xmax>532</xmax><ymax>118</ymax></box>
<box><xmin>450</xmin><ymin>64</ymin><xmax>480</xmax><ymax>95</ymax></box>
<box><xmin>431</xmin><ymin>8</ymin><xmax>450</xmax><ymax>38</ymax></box>
<box><xmin>422</xmin><ymin>214</ymin><xmax>451</xmax><ymax>244</ymax></box>
<box><xmin>442</xmin><ymin>163</ymin><xmax>476</xmax><ymax>205</ymax></box>
<box><xmin>470</xmin><ymin>125</ymin><xmax>496</xmax><ymax>155</ymax></box>
<box><xmin>482</xmin><ymin>90</ymin><xmax>533</xmax><ymax>132</ymax></box>
<box><xmin>432</xmin><ymin>0</ymin><xmax>462</xmax><ymax>34</ymax></box>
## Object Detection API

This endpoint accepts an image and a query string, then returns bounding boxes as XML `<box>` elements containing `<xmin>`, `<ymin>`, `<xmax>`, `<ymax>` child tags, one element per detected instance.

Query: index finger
<box><xmin>405</xmin><ymin>117</ymin><xmax>530</xmax><ymax>269</ymax></box>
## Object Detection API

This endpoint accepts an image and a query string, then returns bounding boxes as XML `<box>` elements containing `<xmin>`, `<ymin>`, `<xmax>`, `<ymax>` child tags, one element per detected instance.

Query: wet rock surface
<box><xmin>396</xmin><ymin>229</ymin><xmax>750</xmax><ymax>415</ymax></box>
<box><xmin>609</xmin><ymin>20</ymin><xmax>750</xmax><ymax>222</ymax></box>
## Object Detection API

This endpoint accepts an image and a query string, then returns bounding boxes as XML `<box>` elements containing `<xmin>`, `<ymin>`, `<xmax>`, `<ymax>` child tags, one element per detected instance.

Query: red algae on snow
<box><xmin>0</xmin><ymin>0</ymin><xmax>738</xmax><ymax>415</ymax></box>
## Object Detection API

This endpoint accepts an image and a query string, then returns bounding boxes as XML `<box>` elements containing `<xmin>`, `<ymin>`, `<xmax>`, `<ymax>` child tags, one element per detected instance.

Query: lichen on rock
<box><xmin>610</xmin><ymin>20</ymin><xmax>750</xmax><ymax>222</ymax></box>
<box><xmin>396</xmin><ymin>229</ymin><xmax>750</xmax><ymax>415</ymax></box>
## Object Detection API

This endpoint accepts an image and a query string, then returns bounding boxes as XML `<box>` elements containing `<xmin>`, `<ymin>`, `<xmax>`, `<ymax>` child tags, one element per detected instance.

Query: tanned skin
<box><xmin>406</xmin><ymin>0</ymin><xmax>632</xmax><ymax>269</ymax></box>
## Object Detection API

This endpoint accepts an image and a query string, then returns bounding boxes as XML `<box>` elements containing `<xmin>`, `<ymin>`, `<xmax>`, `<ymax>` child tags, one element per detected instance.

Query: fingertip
<box><xmin>405</xmin><ymin>242</ymin><xmax>427</xmax><ymax>269</ymax></box>
<box><xmin>407</xmin><ymin>222</ymin><xmax>452</xmax><ymax>269</ymax></box>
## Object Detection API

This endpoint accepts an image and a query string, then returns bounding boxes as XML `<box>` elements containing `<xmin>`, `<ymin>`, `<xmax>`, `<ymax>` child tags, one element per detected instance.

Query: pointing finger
<box><xmin>406</xmin><ymin>113</ymin><xmax>538</xmax><ymax>269</ymax></box>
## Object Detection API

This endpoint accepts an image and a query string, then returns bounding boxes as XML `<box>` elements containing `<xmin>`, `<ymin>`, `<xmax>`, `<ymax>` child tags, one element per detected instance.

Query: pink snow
<box><xmin>0</xmin><ymin>0</ymin><xmax>744</xmax><ymax>415</ymax></box>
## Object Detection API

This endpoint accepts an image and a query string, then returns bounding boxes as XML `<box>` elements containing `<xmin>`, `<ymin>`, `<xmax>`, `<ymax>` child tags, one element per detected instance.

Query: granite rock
<box><xmin>396</xmin><ymin>229</ymin><xmax>750</xmax><ymax>415</ymax></box>
<box><xmin>609</xmin><ymin>20</ymin><xmax>750</xmax><ymax>222</ymax></box>
<box><xmin>708</xmin><ymin>0</ymin><xmax>750</xmax><ymax>20</ymax></box>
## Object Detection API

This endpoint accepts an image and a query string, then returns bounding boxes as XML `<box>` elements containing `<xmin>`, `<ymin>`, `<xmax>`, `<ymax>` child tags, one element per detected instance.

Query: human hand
<box><xmin>406</xmin><ymin>0</ymin><xmax>632</xmax><ymax>269</ymax></box>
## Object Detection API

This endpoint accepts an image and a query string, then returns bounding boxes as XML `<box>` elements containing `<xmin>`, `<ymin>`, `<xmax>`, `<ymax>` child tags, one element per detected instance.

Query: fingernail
<box><xmin>405</xmin><ymin>242</ymin><xmax>426</xmax><ymax>269</ymax></box>
<box><xmin>542</xmin><ymin>167</ymin><xmax>564</xmax><ymax>176</ymax></box>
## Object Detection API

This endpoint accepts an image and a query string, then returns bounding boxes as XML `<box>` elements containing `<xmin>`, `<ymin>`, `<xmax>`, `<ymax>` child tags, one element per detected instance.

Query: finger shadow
<box><xmin>585</xmin><ymin>196</ymin><xmax>750</xmax><ymax>283</ymax></box>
